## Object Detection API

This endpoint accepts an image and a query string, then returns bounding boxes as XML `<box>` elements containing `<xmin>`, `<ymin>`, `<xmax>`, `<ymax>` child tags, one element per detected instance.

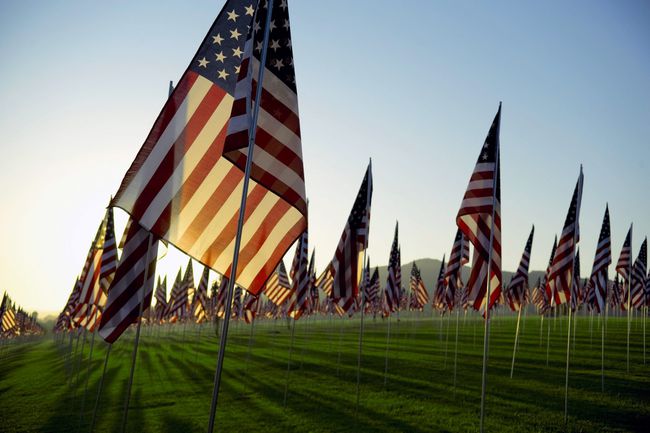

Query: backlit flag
<box><xmin>456</xmin><ymin>104</ymin><xmax>502</xmax><ymax>315</ymax></box>
<box><xmin>587</xmin><ymin>206</ymin><xmax>611</xmax><ymax>314</ymax></box>
<box><xmin>570</xmin><ymin>250</ymin><xmax>582</xmax><ymax>312</ymax></box>
<box><xmin>166</xmin><ymin>269</ymin><xmax>183</xmax><ymax>319</ymax></box>
<box><xmin>154</xmin><ymin>276</ymin><xmax>168</xmax><ymax>322</ymax></box>
<box><xmin>288</xmin><ymin>231</ymin><xmax>309</xmax><ymax>319</ymax></box>
<box><xmin>215</xmin><ymin>276</ymin><xmax>229</xmax><ymax>318</ymax></box>
<box><xmin>410</xmin><ymin>263</ymin><xmax>429</xmax><ymax>310</ymax></box>
<box><xmin>432</xmin><ymin>256</ymin><xmax>447</xmax><ymax>311</ymax></box>
<box><xmin>329</xmin><ymin>164</ymin><xmax>373</xmax><ymax>303</ymax></box>
<box><xmin>243</xmin><ymin>292</ymin><xmax>260</xmax><ymax>324</ymax></box>
<box><xmin>366</xmin><ymin>267</ymin><xmax>380</xmax><ymax>313</ymax></box>
<box><xmin>264</xmin><ymin>261</ymin><xmax>293</xmax><ymax>307</ymax></box>
<box><xmin>445</xmin><ymin>229</ymin><xmax>469</xmax><ymax>310</ymax></box>
<box><xmin>616</xmin><ymin>225</ymin><xmax>633</xmax><ymax>282</ymax></box>
<box><xmin>111</xmin><ymin>0</ymin><xmax>306</xmax><ymax>296</ymax></box>
<box><xmin>100</xmin><ymin>207</ymin><xmax>118</xmax><ymax>291</ymax></box>
<box><xmin>193</xmin><ymin>266</ymin><xmax>210</xmax><ymax>323</ymax></box>
<box><xmin>384</xmin><ymin>222</ymin><xmax>401</xmax><ymax>313</ymax></box>
<box><xmin>505</xmin><ymin>226</ymin><xmax>534</xmax><ymax>312</ymax></box>
<box><xmin>98</xmin><ymin>222</ymin><xmax>158</xmax><ymax>343</ymax></box>
<box><xmin>546</xmin><ymin>167</ymin><xmax>584</xmax><ymax>306</ymax></box>
<box><xmin>609</xmin><ymin>276</ymin><xmax>622</xmax><ymax>310</ymax></box>
<box><xmin>232</xmin><ymin>286</ymin><xmax>243</xmax><ymax>319</ymax></box>
<box><xmin>629</xmin><ymin>238</ymin><xmax>647</xmax><ymax>309</ymax></box>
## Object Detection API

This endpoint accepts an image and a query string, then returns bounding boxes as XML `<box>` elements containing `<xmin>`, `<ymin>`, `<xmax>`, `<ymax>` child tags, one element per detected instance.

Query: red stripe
<box><xmin>130</xmin><ymin>83</ymin><xmax>227</xmax><ymax>222</ymax></box>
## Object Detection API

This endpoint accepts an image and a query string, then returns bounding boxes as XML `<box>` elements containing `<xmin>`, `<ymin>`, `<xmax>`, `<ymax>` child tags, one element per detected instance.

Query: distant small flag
<box><xmin>366</xmin><ymin>267</ymin><xmax>380</xmax><ymax>313</ymax></box>
<box><xmin>384</xmin><ymin>223</ymin><xmax>401</xmax><ymax>314</ymax></box>
<box><xmin>616</xmin><ymin>225</ymin><xmax>633</xmax><ymax>282</ymax></box>
<box><xmin>329</xmin><ymin>164</ymin><xmax>373</xmax><ymax>304</ymax></box>
<box><xmin>505</xmin><ymin>226</ymin><xmax>534</xmax><ymax>312</ymax></box>
<box><xmin>154</xmin><ymin>276</ymin><xmax>168</xmax><ymax>322</ymax></box>
<box><xmin>215</xmin><ymin>277</ymin><xmax>229</xmax><ymax>319</ymax></box>
<box><xmin>546</xmin><ymin>167</ymin><xmax>583</xmax><ymax>306</ymax></box>
<box><xmin>629</xmin><ymin>238</ymin><xmax>647</xmax><ymax>309</ymax></box>
<box><xmin>445</xmin><ymin>229</ymin><xmax>469</xmax><ymax>311</ymax></box>
<box><xmin>232</xmin><ymin>286</ymin><xmax>243</xmax><ymax>319</ymax></box>
<box><xmin>100</xmin><ymin>207</ymin><xmax>118</xmax><ymax>291</ymax></box>
<box><xmin>586</xmin><ymin>206</ymin><xmax>611</xmax><ymax>314</ymax></box>
<box><xmin>288</xmin><ymin>232</ymin><xmax>309</xmax><ymax>320</ymax></box>
<box><xmin>193</xmin><ymin>266</ymin><xmax>210</xmax><ymax>323</ymax></box>
<box><xmin>456</xmin><ymin>104</ymin><xmax>502</xmax><ymax>315</ymax></box>
<box><xmin>409</xmin><ymin>262</ymin><xmax>429</xmax><ymax>310</ymax></box>
<box><xmin>243</xmin><ymin>292</ymin><xmax>260</xmax><ymax>324</ymax></box>
<box><xmin>432</xmin><ymin>256</ymin><xmax>447</xmax><ymax>311</ymax></box>
<box><xmin>264</xmin><ymin>261</ymin><xmax>293</xmax><ymax>307</ymax></box>
<box><xmin>570</xmin><ymin>250</ymin><xmax>582</xmax><ymax>312</ymax></box>
<box><xmin>98</xmin><ymin>221</ymin><xmax>158</xmax><ymax>343</ymax></box>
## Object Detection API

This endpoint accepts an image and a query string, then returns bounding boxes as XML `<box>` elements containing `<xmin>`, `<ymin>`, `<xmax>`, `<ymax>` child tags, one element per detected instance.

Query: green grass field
<box><xmin>1</xmin><ymin>312</ymin><xmax>649</xmax><ymax>432</ymax></box>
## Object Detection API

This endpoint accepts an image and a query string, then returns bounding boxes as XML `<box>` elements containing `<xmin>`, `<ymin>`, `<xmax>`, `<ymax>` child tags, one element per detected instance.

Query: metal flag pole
<box><xmin>78</xmin><ymin>330</ymin><xmax>96</xmax><ymax>429</ymax></box>
<box><xmin>283</xmin><ymin>317</ymin><xmax>297</xmax><ymax>407</ymax></box>
<box><xmin>383</xmin><ymin>314</ymin><xmax>391</xmax><ymax>388</ymax></box>
<box><xmin>601</xmin><ymin>304</ymin><xmax>606</xmax><ymax>392</ymax></box>
<box><xmin>121</xmin><ymin>232</ymin><xmax>155</xmax><ymax>433</ymax></box>
<box><xmin>626</xmin><ymin>224</ymin><xmax>633</xmax><ymax>373</ymax></box>
<box><xmin>510</xmin><ymin>307</ymin><xmax>523</xmax><ymax>378</ymax></box>
<box><xmin>89</xmin><ymin>343</ymin><xmax>112</xmax><ymax>433</ymax></box>
<box><xmin>452</xmin><ymin>305</ymin><xmax>461</xmax><ymax>396</ymax></box>
<box><xmin>444</xmin><ymin>312</ymin><xmax>450</xmax><ymax>369</ymax></box>
<box><xmin>355</xmin><ymin>257</ymin><xmax>368</xmax><ymax>414</ymax></box>
<box><xmin>206</xmin><ymin>3</ymin><xmax>274</xmax><ymax>431</ymax></box>
<box><xmin>478</xmin><ymin>104</ymin><xmax>500</xmax><ymax>433</ymax></box>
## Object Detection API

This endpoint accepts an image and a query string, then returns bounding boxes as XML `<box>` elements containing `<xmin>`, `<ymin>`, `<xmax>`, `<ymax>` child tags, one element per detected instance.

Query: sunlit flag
<box><xmin>384</xmin><ymin>222</ymin><xmax>401</xmax><ymax>314</ymax></box>
<box><xmin>505</xmin><ymin>226</ymin><xmax>534</xmax><ymax>312</ymax></box>
<box><xmin>586</xmin><ymin>206</ymin><xmax>611</xmax><ymax>314</ymax></box>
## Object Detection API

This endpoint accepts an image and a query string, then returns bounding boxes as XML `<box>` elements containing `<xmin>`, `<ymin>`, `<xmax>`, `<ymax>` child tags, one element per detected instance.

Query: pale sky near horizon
<box><xmin>0</xmin><ymin>0</ymin><xmax>648</xmax><ymax>317</ymax></box>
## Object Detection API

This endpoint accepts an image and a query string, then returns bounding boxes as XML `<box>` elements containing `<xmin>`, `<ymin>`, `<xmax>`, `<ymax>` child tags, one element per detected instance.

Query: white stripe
<box><xmin>256</xmin><ymin>107</ymin><xmax>302</xmax><ymax>157</ymax></box>
<box><xmin>251</xmin><ymin>58</ymin><xmax>299</xmax><ymax>114</ymax></box>
<box><xmin>242</xmin><ymin>144</ymin><xmax>304</xmax><ymax>194</ymax></box>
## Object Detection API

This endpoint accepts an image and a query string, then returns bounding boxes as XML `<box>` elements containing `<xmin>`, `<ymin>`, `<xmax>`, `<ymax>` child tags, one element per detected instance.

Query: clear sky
<box><xmin>0</xmin><ymin>0</ymin><xmax>648</xmax><ymax>317</ymax></box>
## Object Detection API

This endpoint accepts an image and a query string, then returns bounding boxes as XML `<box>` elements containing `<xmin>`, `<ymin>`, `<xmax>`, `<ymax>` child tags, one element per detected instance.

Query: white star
<box><xmin>255</xmin><ymin>41</ymin><xmax>263</xmax><ymax>52</ymax></box>
<box><xmin>483</xmin><ymin>141</ymin><xmax>489</xmax><ymax>149</ymax></box>
<box><xmin>215</xmin><ymin>51</ymin><xmax>226</xmax><ymax>62</ymax></box>
<box><xmin>227</xmin><ymin>9</ymin><xmax>239</xmax><ymax>22</ymax></box>
<box><xmin>198</xmin><ymin>57</ymin><xmax>209</xmax><ymax>68</ymax></box>
<box><xmin>212</xmin><ymin>34</ymin><xmax>224</xmax><ymax>45</ymax></box>
<box><xmin>270</xmin><ymin>39</ymin><xmax>280</xmax><ymax>50</ymax></box>
<box><xmin>254</xmin><ymin>21</ymin><xmax>261</xmax><ymax>32</ymax></box>
<box><xmin>269</xmin><ymin>20</ymin><xmax>276</xmax><ymax>31</ymax></box>
<box><xmin>232</xmin><ymin>46</ymin><xmax>243</xmax><ymax>58</ymax></box>
<box><xmin>481</xmin><ymin>152</ymin><xmax>488</xmax><ymax>160</ymax></box>
<box><xmin>245</xmin><ymin>5</ymin><xmax>255</xmax><ymax>16</ymax></box>
<box><xmin>283</xmin><ymin>19</ymin><xmax>290</xmax><ymax>29</ymax></box>
<box><xmin>286</xmin><ymin>38</ymin><xmax>292</xmax><ymax>48</ymax></box>
<box><xmin>280</xmin><ymin>0</ymin><xmax>287</xmax><ymax>10</ymax></box>
<box><xmin>217</xmin><ymin>69</ymin><xmax>229</xmax><ymax>80</ymax></box>
<box><xmin>273</xmin><ymin>59</ymin><xmax>284</xmax><ymax>70</ymax></box>
<box><xmin>235</xmin><ymin>65</ymin><xmax>241</xmax><ymax>74</ymax></box>
<box><xmin>230</xmin><ymin>28</ymin><xmax>242</xmax><ymax>40</ymax></box>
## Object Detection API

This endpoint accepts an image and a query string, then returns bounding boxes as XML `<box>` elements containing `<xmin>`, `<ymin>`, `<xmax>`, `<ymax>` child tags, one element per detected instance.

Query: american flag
<box><xmin>570</xmin><ymin>250</ymin><xmax>582</xmax><ymax>311</ymax></box>
<box><xmin>215</xmin><ymin>276</ymin><xmax>229</xmax><ymax>318</ymax></box>
<box><xmin>546</xmin><ymin>167</ymin><xmax>583</xmax><ymax>306</ymax></box>
<box><xmin>264</xmin><ymin>260</ymin><xmax>292</xmax><ymax>306</ymax></box>
<box><xmin>72</xmin><ymin>211</ymin><xmax>109</xmax><ymax>328</ymax></box>
<box><xmin>193</xmin><ymin>266</ymin><xmax>210</xmax><ymax>323</ymax></box>
<box><xmin>586</xmin><ymin>206</ymin><xmax>611</xmax><ymax>314</ymax></box>
<box><xmin>409</xmin><ymin>262</ymin><xmax>429</xmax><ymax>310</ymax></box>
<box><xmin>154</xmin><ymin>276</ymin><xmax>168</xmax><ymax>322</ymax></box>
<box><xmin>384</xmin><ymin>222</ymin><xmax>401</xmax><ymax>314</ymax></box>
<box><xmin>166</xmin><ymin>269</ymin><xmax>184</xmax><ymax>319</ymax></box>
<box><xmin>505</xmin><ymin>226</ymin><xmax>534</xmax><ymax>312</ymax></box>
<box><xmin>616</xmin><ymin>225</ymin><xmax>633</xmax><ymax>282</ymax></box>
<box><xmin>232</xmin><ymin>286</ymin><xmax>243</xmax><ymax>319</ymax></box>
<box><xmin>629</xmin><ymin>237</ymin><xmax>647</xmax><ymax>309</ymax></box>
<box><xmin>432</xmin><ymin>256</ymin><xmax>447</xmax><ymax>311</ymax></box>
<box><xmin>98</xmin><ymin>221</ymin><xmax>158</xmax><ymax>343</ymax></box>
<box><xmin>110</xmin><ymin>0</ymin><xmax>306</xmax><ymax>296</ymax></box>
<box><xmin>609</xmin><ymin>276</ymin><xmax>622</xmax><ymax>310</ymax></box>
<box><xmin>444</xmin><ymin>229</ymin><xmax>469</xmax><ymax>311</ymax></box>
<box><xmin>316</xmin><ymin>266</ymin><xmax>334</xmax><ymax>297</ymax></box>
<box><xmin>243</xmin><ymin>291</ymin><xmax>260</xmax><ymax>324</ymax></box>
<box><xmin>1</xmin><ymin>294</ymin><xmax>16</xmax><ymax>335</ymax></box>
<box><xmin>366</xmin><ymin>267</ymin><xmax>380</xmax><ymax>313</ymax></box>
<box><xmin>100</xmin><ymin>207</ymin><xmax>118</xmax><ymax>291</ymax></box>
<box><xmin>531</xmin><ymin>278</ymin><xmax>547</xmax><ymax>313</ymax></box>
<box><xmin>456</xmin><ymin>104</ymin><xmax>502</xmax><ymax>315</ymax></box>
<box><xmin>308</xmin><ymin>251</ymin><xmax>318</xmax><ymax>313</ymax></box>
<box><xmin>288</xmin><ymin>231</ymin><xmax>309</xmax><ymax>319</ymax></box>
<box><xmin>329</xmin><ymin>164</ymin><xmax>373</xmax><ymax>303</ymax></box>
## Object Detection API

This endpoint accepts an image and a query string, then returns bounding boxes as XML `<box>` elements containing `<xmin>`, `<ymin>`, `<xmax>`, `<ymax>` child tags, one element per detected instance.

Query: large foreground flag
<box><xmin>456</xmin><ymin>104</ymin><xmax>502</xmax><ymax>315</ymax></box>
<box><xmin>110</xmin><ymin>0</ymin><xmax>307</xmax><ymax>296</ymax></box>
<box><xmin>546</xmin><ymin>167</ymin><xmax>584</xmax><ymax>306</ymax></box>
<box><xmin>505</xmin><ymin>225</ymin><xmax>534</xmax><ymax>312</ymax></box>
<box><xmin>98</xmin><ymin>222</ymin><xmax>158</xmax><ymax>343</ymax></box>
<box><xmin>329</xmin><ymin>164</ymin><xmax>373</xmax><ymax>303</ymax></box>
<box><xmin>586</xmin><ymin>205</ymin><xmax>611</xmax><ymax>314</ymax></box>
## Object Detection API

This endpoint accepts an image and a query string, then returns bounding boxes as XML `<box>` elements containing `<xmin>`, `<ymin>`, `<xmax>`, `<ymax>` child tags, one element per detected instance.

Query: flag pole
<box><xmin>206</xmin><ymin>3</ymin><xmax>274</xmax><ymax>431</ymax></box>
<box><xmin>89</xmin><ymin>343</ymin><xmax>112</xmax><ymax>433</ymax></box>
<box><xmin>383</xmin><ymin>313</ymin><xmax>391</xmax><ymax>388</ymax></box>
<box><xmin>355</xmin><ymin>257</ymin><xmax>368</xmax><ymax>414</ymax></box>
<box><xmin>510</xmin><ymin>307</ymin><xmax>523</xmax><ymax>378</ymax></box>
<box><xmin>120</xmin><ymin>232</ymin><xmax>155</xmax><ymax>433</ymax></box>
<box><xmin>283</xmin><ymin>317</ymin><xmax>297</xmax><ymax>407</ymax></box>
<box><xmin>478</xmin><ymin>103</ymin><xmax>500</xmax><ymax>433</ymax></box>
<box><xmin>452</xmin><ymin>304</ymin><xmax>461</xmax><ymax>396</ymax></box>
<box><xmin>78</xmin><ymin>330</ymin><xmax>96</xmax><ymax>429</ymax></box>
<box><xmin>626</xmin><ymin>224</ymin><xmax>633</xmax><ymax>373</ymax></box>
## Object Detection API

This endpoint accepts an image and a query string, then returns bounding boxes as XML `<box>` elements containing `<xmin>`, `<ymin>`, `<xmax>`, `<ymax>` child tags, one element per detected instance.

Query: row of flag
<box><xmin>0</xmin><ymin>292</ymin><xmax>44</xmax><ymax>338</ymax></box>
